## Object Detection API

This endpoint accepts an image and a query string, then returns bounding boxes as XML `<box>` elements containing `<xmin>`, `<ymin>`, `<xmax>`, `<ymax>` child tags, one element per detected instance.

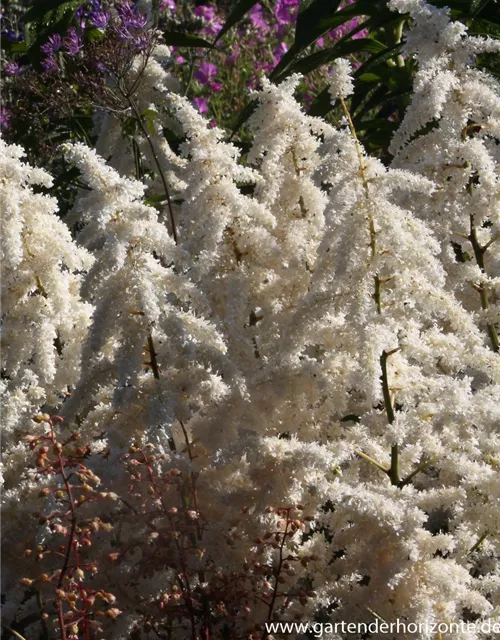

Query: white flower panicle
<box><xmin>0</xmin><ymin>141</ymin><xmax>93</xmax><ymax>444</ymax></box>
<box><xmin>2</xmin><ymin>1</ymin><xmax>500</xmax><ymax>636</ymax></box>
<box><xmin>389</xmin><ymin>0</ymin><xmax>500</xmax><ymax>355</ymax></box>
<box><xmin>329</xmin><ymin>58</ymin><xmax>355</xmax><ymax>100</ymax></box>
<box><xmin>60</xmin><ymin>142</ymin><xmax>234</xmax><ymax>454</ymax></box>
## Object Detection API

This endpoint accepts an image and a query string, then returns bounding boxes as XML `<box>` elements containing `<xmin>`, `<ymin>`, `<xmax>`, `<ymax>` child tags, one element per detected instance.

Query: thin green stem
<box><xmin>468</xmin><ymin>214</ymin><xmax>499</xmax><ymax>352</ymax></box>
<box><xmin>380</xmin><ymin>350</ymin><xmax>396</xmax><ymax>425</ymax></box>
<box><xmin>380</xmin><ymin>349</ymin><xmax>400</xmax><ymax>486</ymax></box>
<box><xmin>469</xmin><ymin>531</ymin><xmax>489</xmax><ymax>555</ymax></box>
<box><xmin>398</xmin><ymin>456</ymin><xmax>439</xmax><ymax>488</ymax></box>
<box><xmin>340</xmin><ymin>96</ymin><xmax>381</xmax><ymax>311</ymax></box>
<box><xmin>354</xmin><ymin>450</ymin><xmax>389</xmax><ymax>475</ymax></box>
<box><xmin>121</xmin><ymin>88</ymin><xmax>178</xmax><ymax>244</ymax></box>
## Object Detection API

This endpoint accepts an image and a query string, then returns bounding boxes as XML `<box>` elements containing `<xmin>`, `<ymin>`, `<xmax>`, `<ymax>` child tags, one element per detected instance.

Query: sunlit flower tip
<box><xmin>328</xmin><ymin>58</ymin><xmax>354</xmax><ymax>100</ymax></box>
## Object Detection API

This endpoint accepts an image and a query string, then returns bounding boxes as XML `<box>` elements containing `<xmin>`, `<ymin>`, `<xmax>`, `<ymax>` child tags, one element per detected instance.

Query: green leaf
<box><xmin>352</xmin><ymin>84</ymin><xmax>389</xmax><ymax>119</ymax></box>
<box><xmin>0</xmin><ymin>38</ymin><xmax>28</xmax><ymax>53</ymax></box>
<box><xmin>84</xmin><ymin>27</ymin><xmax>105</xmax><ymax>44</ymax></box>
<box><xmin>271</xmin><ymin>1</ymin><xmax>399</xmax><ymax>82</ymax></box>
<box><xmin>214</xmin><ymin>0</ymin><xmax>260</xmax><ymax>44</ymax></box>
<box><xmin>307</xmin><ymin>87</ymin><xmax>332</xmax><ymax>117</ymax></box>
<box><xmin>24</xmin><ymin>0</ymin><xmax>82</xmax><ymax>25</ymax></box>
<box><xmin>353</xmin><ymin>41</ymin><xmax>404</xmax><ymax>74</ymax></box>
<box><xmin>287</xmin><ymin>38</ymin><xmax>387</xmax><ymax>77</ymax></box>
<box><xmin>295</xmin><ymin>0</ymin><xmax>344</xmax><ymax>48</ymax></box>
<box><xmin>229</xmin><ymin>98</ymin><xmax>258</xmax><ymax>141</ymax></box>
<box><xmin>357</xmin><ymin>72</ymin><xmax>382</xmax><ymax>82</ymax></box>
<box><xmin>142</xmin><ymin>109</ymin><xmax>160</xmax><ymax>120</ymax></box>
<box><xmin>163</xmin><ymin>31</ymin><xmax>213</xmax><ymax>48</ymax></box>
<box><xmin>470</xmin><ymin>0</ymin><xmax>491</xmax><ymax>15</ymax></box>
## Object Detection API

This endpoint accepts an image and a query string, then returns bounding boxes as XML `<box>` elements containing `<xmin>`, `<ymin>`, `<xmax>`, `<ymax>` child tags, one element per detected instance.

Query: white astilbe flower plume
<box><xmin>0</xmin><ymin>140</ymin><xmax>93</xmax><ymax>450</ymax></box>
<box><xmin>93</xmin><ymin>43</ymin><xmax>186</xmax><ymax>199</ymax></box>
<box><xmin>61</xmin><ymin>143</ymin><xmax>236</xmax><ymax>454</ymax></box>
<box><xmin>3</xmin><ymin>3</ymin><xmax>500</xmax><ymax>637</ymax></box>
<box><xmin>247</xmin><ymin>76</ymin><xmax>331</xmax><ymax>328</ymax></box>
<box><xmin>0</xmin><ymin>140</ymin><xmax>93</xmax><ymax>620</ymax></box>
<box><xmin>389</xmin><ymin>0</ymin><xmax>500</xmax><ymax>353</ymax></box>
<box><xmin>329</xmin><ymin>58</ymin><xmax>355</xmax><ymax>100</ymax></box>
<box><xmin>168</xmin><ymin>93</ymin><xmax>280</xmax><ymax>371</ymax></box>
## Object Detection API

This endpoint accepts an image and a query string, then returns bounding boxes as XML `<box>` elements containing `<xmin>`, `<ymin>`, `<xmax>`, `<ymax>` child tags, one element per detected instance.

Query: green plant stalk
<box><xmin>121</xmin><ymin>88</ymin><xmax>178</xmax><ymax>244</ymax></box>
<box><xmin>380</xmin><ymin>349</ymin><xmax>400</xmax><ymax>486</ymax></box>
<box><xmin>469</xmin><ymin>214</ymin><xmax>499</xmax><ymax>352</ymax></box>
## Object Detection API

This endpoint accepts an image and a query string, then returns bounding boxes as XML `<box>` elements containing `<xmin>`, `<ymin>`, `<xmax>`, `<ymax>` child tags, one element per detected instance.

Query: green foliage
<box><xmin>213</xmin><ymin>0</ymin><xmax>260</xmax><ymax>44</ymax></box>
<box><xmin>163</xmin><ymin>31</ymin><xmax>214</xmax><ymax>48</ymax></box>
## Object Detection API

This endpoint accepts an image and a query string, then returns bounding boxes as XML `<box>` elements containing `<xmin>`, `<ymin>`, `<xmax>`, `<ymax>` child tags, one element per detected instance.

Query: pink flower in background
<box><xmin>160</xmin><ymin>0</ymin><xmax>176</xmax><ymax>11</ymax></box>
<box><xmin>275</xmin><ymin>0</ymin><xmax>299</xmax><ymax>25</ymax></box>
<box><xmin>209</xmin><ymin>81</ymin><xmax>222</xmax><ymax>92</ymax></box>
<box><xmin>248</xmin><ymin>4</ymin><xmax>269</xmax><ymax>32</ymax></box>
<box><xmin>194</xmin><ymin>5</ymin><xmax>223</xmax><ymax>37</ymax></box>
<box><xmin>193</xmin><ymin>97</ymin><xmax>208</xmax><ymax>114</ymax></box>
<box><xmin>176</xmin><ymin>55</ymin><xmax>186</xmax><ymax>64</ymax></box>
<box><xmin>273</xmin><ymin>41</ymin><xmax>288</xmax><ymax>65</ymax></box>
<box><xmin>0</xmin><ymin>107</ymin><xmax>10</xmax><ymax>129</ymax></box>
<box><xmin>228</xmin><ymin>43</ymin><xmax>240</xmax><ymax>64</ymax></box>
<box><xmin>194</xmin><ymin>61</ymin><xmax>217</xmax><ymax>85</ymax></box>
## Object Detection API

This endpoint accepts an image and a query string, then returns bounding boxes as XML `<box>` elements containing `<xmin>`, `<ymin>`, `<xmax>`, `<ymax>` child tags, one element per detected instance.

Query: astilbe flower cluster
<box><xmin>2</xmin><ymin>1</ymin><xmax>500</xmax><ymax>639</ymax></box>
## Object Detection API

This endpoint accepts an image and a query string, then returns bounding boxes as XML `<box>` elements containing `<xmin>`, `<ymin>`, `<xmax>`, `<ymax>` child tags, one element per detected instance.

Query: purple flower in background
<box><xmin>176</xmin><ymin>55</ymin><xmax>186</xmax><ymax>64</ymax></box>
<box><xmin>90</xmin><ymin>11</ymin><xmax>111</xmax><ymax>28</ymax></box>
<box><xmin>193</xmin><ymin>97</ymin><xmax>208</xmax><ymax>114</ymax></box>
<box><xmin>2</xmin><ymin>29</ymin><xmax>18</xmax><ymax>42</ymax></box>
<box><xmin>117</xmin><ymin>1</ymin><xmax>147</xmax><ymax>27</ymax></box>
<box><xmin>41</xmin><ymin>33</ymin><xmax>62</xmax><ymax>54</ymax></box>
<box><xmin>63</xmin><ymin>27</ymin><xmax>82</xmax><ymax>56</ymax></box>
<box><xmin>194</xmin><ymin>5</ymin><xmax>217</xmax><ymax>21</ymax></box>
<box><xmin>273</xmin><ymin>41</ymin><xmax>288</xmax><ymax>64</ymax></box>
<box><xmin>248</xmin><ymin>4</ymin><xmax>269</xmax><ymax>32</ymax></box>
<box><xmin>160</xmin><ymin>0</ymin><xmax>176</xmax><ymax>11</ymax></box>
<box><xmin>1</xmin><ymin>107</ymin><xmax>10</xmax><ymax>130</ymax></box>
<box><xmin>133</xmin><ymin>33</ymin><xmax>150</xmax><ymax>51</ymax></box>
<box><xmin>194</xmin><ymin>61</ymin><xmax>217</xmax><ymax>85</ymax></box>
<box><xmin>123</xmin><ymin>12</ymin><xmax>147</xmax><ymax>29</ymax></box>
<box><xmin>328</xmin><ymin>17</ymin><xmax>367</xmax><ymax>42</ymax></box>
<box><xmin>228</xmin><ymin>43</ymin><xmax>240</xmax><ymax>64</ymax></box>
<box><xmin>41</xmin><ymin>57</ymin><xmax>59</xmax><ymax>73</ymax></box>
<box><xmin>209</xmin><ymin>80</ymin><xmax>222</xmax><ymax>92</ymax></box>
<box><xmin>193</xmin><ymin>5</ymin><xmax>223</xmax><ymax>37</ymax></box>
<box><xmin>4</xmin><ymin>61</ymin><xmax>21</xmax><ymax>76</ymax></box>
<box><xmin>275</xmin><ymin>0</ymin><xmax>299</xmax><ymax>24</ymax></box>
